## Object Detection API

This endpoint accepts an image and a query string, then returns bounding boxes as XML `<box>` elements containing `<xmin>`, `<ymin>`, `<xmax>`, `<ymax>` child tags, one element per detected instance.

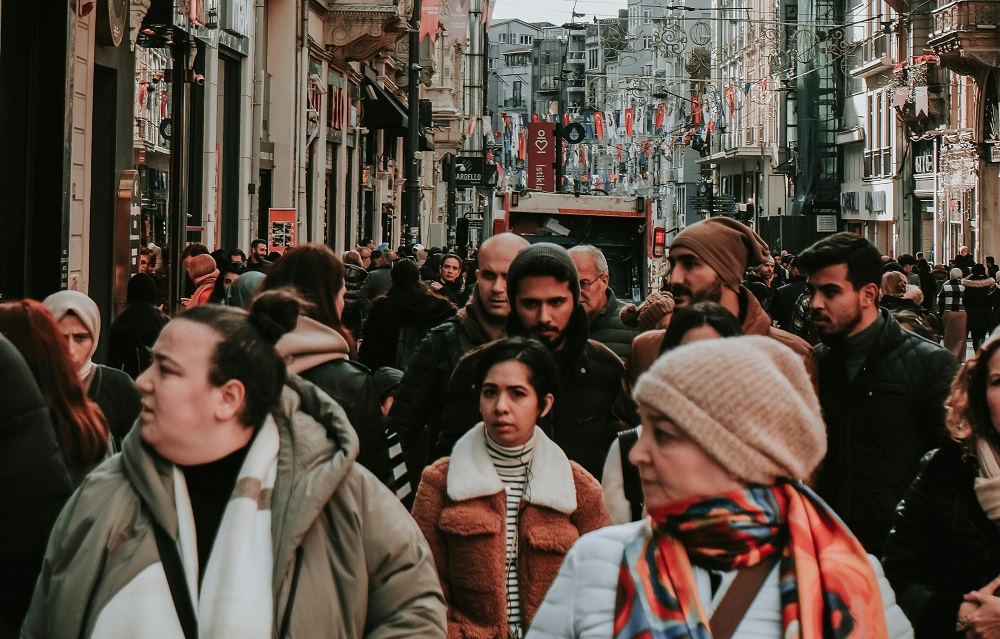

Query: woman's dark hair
<box><xmin>127</xmin><ymin>273</ymin><xmax>159</xmax><ymax>305</ymax></box>
<box><xmin>388</xmin><ymin>258</ymin><xmax>455</xmax><ymax>307</ymax></box>
<box><xmin>947</xmin><ymin>336</ymin><xmax>1000</xmax><ymax>456</ymax></box>
<box><xmin>473</xmin><ymin>337</ymin><xmax>561</xmax><ymax>409</ymax></box>
<box><xmin>661</xmin><ymin>301</ymin><xmax>742</xmax><ymax>353</ymax></box>
<box><xmin>0</xmin><ymin>300</ymin><xmax>108</xmax><ymax>467</ymax></box>
<box><xmin>259</xmin><ymin>243</ymin><xmax>356</xmax><ymax>356</ymax></box>
<box><xmin>182</xmin><ymin>290</ymin><xmax>300</xmax><ymax>428</ymax></box>
<box><xmin>797</xmin><ymin>231</ymin><xmax>882</xmax><ymax>291</ymax></box>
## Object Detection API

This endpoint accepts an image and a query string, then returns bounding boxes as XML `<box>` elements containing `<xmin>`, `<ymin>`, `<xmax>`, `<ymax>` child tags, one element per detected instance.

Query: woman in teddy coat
<box><xmin>411</xmin><ymin>337</ymin><xmax>611</xmax><ymax>639</ymax></box>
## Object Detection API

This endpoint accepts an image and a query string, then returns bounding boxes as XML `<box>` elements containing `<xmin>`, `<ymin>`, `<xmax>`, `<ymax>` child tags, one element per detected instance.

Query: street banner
<box><xmin>421</xmin><ymin>0</ymin><xmax>441</xmax><ymax>41</ymax></box>
<box><xmin>625</xmin><ymin>108</ymin><xmax>634</xmax><ymax>137</ymax></box>
<box><xmin>527</xmin><ymin>122</ymin><xmax>555</xmax><ymax>191</ymax></box>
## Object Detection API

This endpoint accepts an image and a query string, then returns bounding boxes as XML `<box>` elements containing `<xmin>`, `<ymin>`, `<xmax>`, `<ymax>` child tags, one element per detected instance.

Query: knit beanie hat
<box><xmin>506</xmin><ymin>243</ymin><xmax>581</xmax><ymax>307</ymax></box>
<box><xmin>188</xmin><ymin>254</ymin><xmax>219</xmax><ymax>281</ymax></box>
<box><xmin>633</xmin><ymin>335</ymin><xmax>826</xmax><ymax>485</ymax></box>
<box><xmin>670</xmin><ymin>218</ymin><xmax>771</xmax><ymax>292</ymax></box>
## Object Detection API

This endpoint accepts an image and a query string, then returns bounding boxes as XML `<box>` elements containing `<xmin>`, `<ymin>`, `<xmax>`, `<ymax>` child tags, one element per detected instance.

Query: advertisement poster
<box><xmin>268</xmin><ymin>208</ymin><xmax>297</xmax><ymax>254</ymax></box>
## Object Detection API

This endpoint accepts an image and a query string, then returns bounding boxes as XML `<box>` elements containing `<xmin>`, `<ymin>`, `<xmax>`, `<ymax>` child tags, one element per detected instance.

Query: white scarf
<box><xmin>88</xmin><ymin>418</ymin><xmax>280</xmax><ymax>638</ymax></box>
<box><xmin>975</xmin><ymin>437</ymin><xmax>1000</xmax><ymax>526</ymax></box>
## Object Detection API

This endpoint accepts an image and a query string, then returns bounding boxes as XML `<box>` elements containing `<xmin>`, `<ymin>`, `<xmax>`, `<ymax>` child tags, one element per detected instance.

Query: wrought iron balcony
<box><xmin>928</xmin><ymin>0</ymin><xmax>1000</xmax><ymax>74</ymax></box>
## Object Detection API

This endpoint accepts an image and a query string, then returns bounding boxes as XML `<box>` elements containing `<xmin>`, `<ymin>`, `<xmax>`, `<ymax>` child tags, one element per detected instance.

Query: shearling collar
<box><xmin>964</xmin><ymin>276</ymin><xmax>996</xmax><ymax>289</ymax></box>
<box><xmin>275</xmin><ymin>316</ymin><xmax>349</xmax><ymax>375</ymax></box>
<box><xmin>446</xmin><ymin>423</ymin><xmax>577</xmax><ymax>514</ymax></box>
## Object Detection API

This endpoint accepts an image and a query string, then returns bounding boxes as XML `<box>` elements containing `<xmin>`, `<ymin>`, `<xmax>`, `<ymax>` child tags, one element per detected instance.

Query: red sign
<box><xmin>268</xmin><ymin>208</ymin><xmax>297</xmax><ymax>254</ymax></box>
<box><xmin>526</xmin><ymin>123</ymin><xmax>555</xmax><ymax>192</ymax></box>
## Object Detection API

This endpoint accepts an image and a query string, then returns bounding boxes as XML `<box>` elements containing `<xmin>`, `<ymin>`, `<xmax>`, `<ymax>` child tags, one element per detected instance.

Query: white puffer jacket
<box><xmin>526</xmin><ymin>521</ymin><xmax>914</xmax><ymax>639</ymax></box>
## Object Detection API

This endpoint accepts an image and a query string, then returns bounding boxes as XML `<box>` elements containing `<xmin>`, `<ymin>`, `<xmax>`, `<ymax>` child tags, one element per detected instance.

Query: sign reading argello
<box><xmin>527</xmin><ymin>122</ymin><xmax>555</xmax><ymax>191</ymax></box>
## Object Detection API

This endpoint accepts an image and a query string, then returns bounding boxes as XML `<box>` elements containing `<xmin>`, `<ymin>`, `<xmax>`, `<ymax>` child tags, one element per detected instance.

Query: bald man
<box><xmin>388</xmin><ymin>233</ymin><xmax>530</xmax><ymax>497</ymax></box>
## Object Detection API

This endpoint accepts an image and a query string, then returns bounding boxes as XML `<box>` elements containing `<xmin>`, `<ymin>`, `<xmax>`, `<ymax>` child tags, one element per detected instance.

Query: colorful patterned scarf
<box><xmin>613</xmin><ymin>483</ymin><xmax>888</xmax><ymax>639</ymax></box>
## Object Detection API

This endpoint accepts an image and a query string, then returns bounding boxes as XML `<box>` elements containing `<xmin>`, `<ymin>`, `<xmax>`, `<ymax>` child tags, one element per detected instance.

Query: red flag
<box><xmin>138</xmin><ymin>81</ymin><xmax>148</xmax><ymax>111</ymax></box>
<box><xmin>593</xmin><ymin>111</ymin><xmax>605</xmax><ymax>139</ymax></box>
<box><xmin>624</xmin><ymin>108</ymin><xmax>634</xmax><ymax>137</ymax></box>
<box><xmin>531</xmin><ymin>113</ymin><xmax>539</xmax><ymax>123</ymax></box>
<box><xmin>160</xmin><ymin>90</ymin><xmax>168</xmax><ymax>119</ymax></box>
<box><xmin>563</xmin><ymin>113</ymin><xmax>570</xmax><ymax>125</ymax></box>
<box><xmin>616</xmin><ymin>144</ymin><xmax>623</xmax><ymax>160</ymax></box>
<box><xmin>691</xmin><ymin>95</ymin><xmax>702</xmax><ymax>124</ymax></box>
<box><xmin>580</xmin><ymin>145</ymin><xmax>587</xmax><ymax>164</ymax></box>
<box><xmin>725</xmin><ymin>86</ymin><xmax>736</xmax><ymax>116</ymax></box>
<box><xmin>518</xmin><ymin>130</ymin><xmax>527</xmax><ymax>159</ymax></box>
<box><xmin>466</xmin><ymin>114</ymin><xmax>477</xmax><ymax>138</ymax></box>
<box><xmin>655</xmin><ymin>103</ymin><xmax>665</xmax><ymax>132</ymax></box>
<box><xmin>420</xmin><ymin>0</ymin><xmax>441</xmax><ymax>41</ymax></box>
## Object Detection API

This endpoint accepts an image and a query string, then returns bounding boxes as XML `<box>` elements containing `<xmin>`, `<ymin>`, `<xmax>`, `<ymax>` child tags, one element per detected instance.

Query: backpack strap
<box><xmin>152</xmin><ymin>522</ymin><xmax>198</xmax><ymax>639</ymax></box>
<box><xmin>617</xmin><ymin>427</ymin><xmax>643</xmax><ymax>522</ymax></box>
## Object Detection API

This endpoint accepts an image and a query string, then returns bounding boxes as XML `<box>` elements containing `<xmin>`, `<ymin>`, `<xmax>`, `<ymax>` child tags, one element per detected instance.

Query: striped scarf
<box><xmin>613</xmin><ymin>483</ymin><xmax>889</xmax><ymax>639</ymax></box>
<box><xmin>485</xmin><ymin>431</ymin><xmax>536</xmax><ymax>639</ymax></box>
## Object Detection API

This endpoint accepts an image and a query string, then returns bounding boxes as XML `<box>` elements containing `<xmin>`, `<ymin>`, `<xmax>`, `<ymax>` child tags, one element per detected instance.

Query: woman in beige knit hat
<box><xmin>527</xmin><ymin>336</ymin><xmax>913</xmax><ymax>639</ymax></box>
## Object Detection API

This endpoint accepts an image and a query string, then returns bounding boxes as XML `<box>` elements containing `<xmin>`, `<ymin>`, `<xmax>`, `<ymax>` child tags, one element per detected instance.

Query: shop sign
<box><xmin>454</xmin><ymin>157</ymin><xmax>485</xmax><ymax>186</ymax></box>
<box><xmin>221</xmin><ymin>0</ymin><xmax>252</xmax><ymax>38</ymax></box>
<box><xmin>527</xmin><ymin>123</ymin><xmax>555</xmax><ymax>191</ymax></box>
<box><xmin>97</xmin><ymin>0</ymin><xmax>128</xmax><ymax>47</ymax></box>
<box><xmin>268</xmin><ymin>208</ymin><xmax>297</xmax><ymax>254</ymax></box>
<box><xmin>816</xmin><ymin>215</ymin><xmax>837</xmax><ymax>233</ymax></box>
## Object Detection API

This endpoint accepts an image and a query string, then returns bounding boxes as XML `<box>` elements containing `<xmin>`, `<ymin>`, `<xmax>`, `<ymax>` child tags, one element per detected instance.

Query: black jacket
<box><xmin>767</xmin><ymin>275</ymin><xmax>807</xmax><ymax>331</ymax></box>
<box><xmin>106</xmin><ymin>303</ymin><xmax>168</xmax><ymax>379</ymax></box>
<box><xmin>89</xmin><ymin>364</ymin><xmax>142</xmax><ymax>448</ymax></box>
<box><xmin>0</xmin><ymin>336</ymin><xmax>73</xmax><ymax>634</ymax></box>
<box><xmin>358</xmin><ymin>292</ymin><xmax>456</xmax><ymax>372</ymax></box>
<box><xmin>298</xmin><ymin>360</ymin><xmax>394</xmax><ymax>490</ymax></box>
<box><xmin>432</xmin><ymin>306</ymin><xmax>638</xmax><ymax>481</ymax></box>
<box><xmin>387</xmin><ymin>317</ymin><xmax>481</xmax><ymax>489</ymax></box>
<box><xmin>814</xmin><ymin>309</ymin><xmax>959</xmax><ymax>556</ymax></box>
<box><xmin>342</xmin><ymin>263</ymin><xmax>368</xmax><ymax>335</ymax></box>
<box><xmin>588</xmin><ymin>288</ymin><xmax>639</xmax><ymax>360</ymax></box>
<box><xmin>962</xmin><ymin>276</ymin><xmax>1000</xmax><ymax>330</ymax></box>
<box><xmin>883</xmin><ymin>443</ymin><xmax>1000</xmax><ymax>638</ymax></box>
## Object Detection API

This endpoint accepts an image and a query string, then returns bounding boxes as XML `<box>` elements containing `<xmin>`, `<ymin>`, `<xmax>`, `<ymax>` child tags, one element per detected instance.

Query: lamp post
<box><xmin>404</xmin><ymin>0</ymin><xmax>423</xmax><ymax>246</ymax></box>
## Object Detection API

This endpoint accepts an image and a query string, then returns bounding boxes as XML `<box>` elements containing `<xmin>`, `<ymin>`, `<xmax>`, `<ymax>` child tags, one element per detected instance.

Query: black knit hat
<box><xmin>505</xmin><ymin>243</ymin><xmax>581</xmax><ymax>308</ymax></box>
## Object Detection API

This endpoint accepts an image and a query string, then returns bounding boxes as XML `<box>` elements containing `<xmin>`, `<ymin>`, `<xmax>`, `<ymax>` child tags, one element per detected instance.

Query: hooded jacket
<box><xmin>22</xmin><ymin>376</ymin><xmax>447</xmax><ymax>639</ymax></box>
<box><xmin>433</xmin><ymin>295</ymin><xmax>638</xmax><ymax>480</ymax></box>
<box><xmin>358</xmin><ymin>288</ymin><xmax>456</xmax><ymax>372</ymax></box>
<box><xmin>961</xmin><ymin>275</ymin><xmax>1000</xmax><ymax>330</ymax></box>
<box><xmin>411</xmin><ymin>425</ymin><xmax>611</xmax><ymax>639</ymax></box>
<box><xmin>277</xmin><ymin>316</ymin><xmax>394</xmax><ymax>489</ymax></box>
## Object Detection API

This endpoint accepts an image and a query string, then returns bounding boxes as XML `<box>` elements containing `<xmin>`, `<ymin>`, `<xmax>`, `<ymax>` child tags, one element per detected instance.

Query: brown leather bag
<box><xmin>708</xmin><ymin>556</ymin><xmax>780</xmax><ymax>639</ymax></box>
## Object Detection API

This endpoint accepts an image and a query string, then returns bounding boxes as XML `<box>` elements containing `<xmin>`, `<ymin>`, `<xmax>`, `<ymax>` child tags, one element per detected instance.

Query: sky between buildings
<box><xmin>492</xmin><ymin>0</ymin><xmax>628</xmax><ymax>28</ymax></box>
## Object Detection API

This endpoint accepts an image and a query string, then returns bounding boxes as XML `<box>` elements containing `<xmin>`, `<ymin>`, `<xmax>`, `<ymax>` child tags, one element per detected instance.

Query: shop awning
<box><xmin>361</xmin><ymin>74</ymin><xmax>408</xmax><ymax>130</ymax></box>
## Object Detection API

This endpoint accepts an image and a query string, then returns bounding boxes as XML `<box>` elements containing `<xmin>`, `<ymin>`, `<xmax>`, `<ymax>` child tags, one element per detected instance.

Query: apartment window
<box><xmin>520</xmin><ymin>34</ymin><xmax>533</xmax><ymax>45</ymax></box>
<box><xmin>642</xmin><ymin>36</ymin><xmax>652</xmax><ymax>49</ymax></box>
<box><xmin>865</xmin><ymin>90</ymin><xmax>893</xmax><ymax>178</ymax></box>
<box><xmin>513</xmin><ymin>81</ymin><xmax>523</xmax><ymax>104</ymax></box>
<box><xmin>588</xmin><ymin>48</ymin><xmax>598</xmax><ymax>68</ymax></box>
<box><xmin>643</xmin><ymin>9</ymin><xmax>651</xmax><ymax>23</ymax></box>
<box><xmin>498</xmin><ymin>33</ymin><xmax>507</xmax><ymax>43</ymax></box>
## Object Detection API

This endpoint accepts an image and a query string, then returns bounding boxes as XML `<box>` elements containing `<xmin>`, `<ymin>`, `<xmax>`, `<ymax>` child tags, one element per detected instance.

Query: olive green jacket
<box><xmin>22</xmin><ymin>375</ymin><xmax>446</xmax><ymax>639</ymax></box>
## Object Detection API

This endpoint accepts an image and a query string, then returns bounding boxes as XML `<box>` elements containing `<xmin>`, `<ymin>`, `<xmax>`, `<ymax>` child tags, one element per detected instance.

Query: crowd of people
<box><xmin>7</xmin><ymin>222</ymin><xmax>1000</xmax><ymax>638</ymax></box>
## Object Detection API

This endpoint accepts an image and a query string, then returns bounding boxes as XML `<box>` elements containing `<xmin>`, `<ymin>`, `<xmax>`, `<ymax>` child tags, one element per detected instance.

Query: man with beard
<box><xmin>388</xmin><ymin>233</ymin><xmax>528</xmax><ymax>494</ymax></box>
<box><xmin>431</xmin><ymin>243</ymin><xmax>637</xmax><ymax>481</ymax></box>
<box><xmin>797</xmin><ymin>231</ymin><xmax>958</xmax><ymax>556</ymax></box>
<box><xmin>627</xmin><ymin>217</ymin><xmax>813</xmax><ymax>381</ymax></box>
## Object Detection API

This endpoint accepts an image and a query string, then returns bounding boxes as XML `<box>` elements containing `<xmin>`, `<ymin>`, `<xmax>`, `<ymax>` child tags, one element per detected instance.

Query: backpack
<box><xmin>618</xmin><ymin>426</ymin><xmax>644</xmax><ymax>522</ymax></box>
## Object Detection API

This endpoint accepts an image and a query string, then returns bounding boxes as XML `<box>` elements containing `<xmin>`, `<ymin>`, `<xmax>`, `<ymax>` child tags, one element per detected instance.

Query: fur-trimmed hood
<box><xmin>446</xmin><ymin>423</ymin><xmax>577</xmax><ymax>514</ymax></box>
<box><xmin>963</xmin><ymin>276</ymin><xmax>996</xmax><ymax>289</ymax></box>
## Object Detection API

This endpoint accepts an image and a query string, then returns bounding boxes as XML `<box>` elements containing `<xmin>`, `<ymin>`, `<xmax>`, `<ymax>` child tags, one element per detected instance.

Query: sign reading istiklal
<box><xmin>527</xmin><ymin>123</ymin><xmax>555</xmax><ymax>191</ymax></box>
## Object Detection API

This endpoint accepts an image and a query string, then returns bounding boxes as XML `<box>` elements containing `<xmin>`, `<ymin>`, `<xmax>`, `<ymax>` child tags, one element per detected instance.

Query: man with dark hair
<box><xmin>227</xmin><ymin>248</ymin><xmax>247</xmax><ymax>272</ymax></box>
<box><xmin>247</xmin><ymin>239</ymin><xmax>271</xmax><ymax>273</ymax></box>
<box><xmin>767</xmin><ymin>255</ymin><xmax>807</xmax><ymax>331</ymax></box>
<box><xmin>389</xmin><ymin>233</ymin><xmax>528</xmax><ymax>489</ymax></box>
<box><xmin>797</xmin><ymin>231</ymin><xmax>959</xmax><ymax>556</ymax></box>
<box><xmin>896</xmin><ymin>253</ymin><xmax>919</xmax><ymax>286</ymax></box>
<box><xmin>432</xmin><ymin>242</ymin><xmax>637</xmax><ymax>481</ymax></box>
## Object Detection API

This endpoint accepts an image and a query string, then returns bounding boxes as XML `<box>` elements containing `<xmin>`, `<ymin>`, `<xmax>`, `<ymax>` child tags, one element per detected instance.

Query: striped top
<box><xmin>485</xmin><ymin>431</ymin><xmax>536</xmax><ymax>639</ymax></box>
<box><xmin>938</xmin><ymin>280</ymin><xmax>965</xmax><ymax>312</ymax></box>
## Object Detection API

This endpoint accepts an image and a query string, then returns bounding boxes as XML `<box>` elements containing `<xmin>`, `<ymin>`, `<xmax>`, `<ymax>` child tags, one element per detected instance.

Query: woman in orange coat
<box><xmin>411</xmin><ymin>337</ymin><xmax>611</xmax><ymax>639</ymax></box>
<box><xmin>186</xmin><ymin>253</ymin><xmax>220</xmax><ymax>308</ymax></box>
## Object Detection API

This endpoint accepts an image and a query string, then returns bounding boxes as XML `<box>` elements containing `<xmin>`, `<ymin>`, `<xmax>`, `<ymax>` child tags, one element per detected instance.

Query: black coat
<box><xmin>358</xmin><ymin>292</ymin><xmax>456</xmax><ymax>372</ymax></box>
<box><xmin>342</xmin><ymin>264</ymin><xmax>368</xmax><ymax>335</ymax></box>
<box><xmin>588</xmin><ymin>288</ymin><xmax>639</xmax><ymax>360</ymax></box>
<box><xmin>89</xmin><ymin>364</ymin><xmax>142</xmax><ymax>448</ymax></box>
<box><xmin>768</xmin><ymin>276</ymin><xmax>807</xmax><ymax>331</ymax></box>
<box><xmin>106</xmin><ymin>302</ymin><xmax>168</xmax><ymax>379</ymax></box>
<box><xmin>884</xmin><ymin>443</ymin><xmax>1000</xmax><ymax>638</ymax></box>
<box><xmin>432</xmin><ymin>306</ymin><xmax>638</xmax><ymax>481</ymax></box>
<box><xmin>387</xmin><ymin>317</ymin><xmax>481</xmax><ymax>489</ymax></box>
<box><xmin>814</xmin><ymin>310</ymin><xmax>959</xmax><ymax>556</ymax></box>
<box><xmin>0</xmin><ymin>336</ymin><xmax>73</xmax><ymax>634</ymax></box>
<box><xmin>962</xmin><ymin>276</ymin><xmax>1000</xmax><ymax>330</ymax></box>
<box><xmin>298</xmin><ymin>360</ymin><xmax>394</xmax><ymax>490</ymax></box>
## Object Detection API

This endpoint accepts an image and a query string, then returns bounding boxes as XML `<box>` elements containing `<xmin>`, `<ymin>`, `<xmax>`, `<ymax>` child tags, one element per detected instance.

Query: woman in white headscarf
<box><xmin>43</xmin><ymin>291</ymin><xmax>142</xmax><ymax>446</ymax></box>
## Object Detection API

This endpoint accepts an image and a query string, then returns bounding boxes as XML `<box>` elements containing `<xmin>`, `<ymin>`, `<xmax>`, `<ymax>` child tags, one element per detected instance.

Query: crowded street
<box><xmin>4</xmin><ymin>0</ymin><xmax>1000</xmax><ymax>638</ymax></box>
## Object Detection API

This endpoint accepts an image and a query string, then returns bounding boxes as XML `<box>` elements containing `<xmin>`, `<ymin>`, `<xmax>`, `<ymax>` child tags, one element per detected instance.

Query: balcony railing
<box><xmin>929</xmin><ymin>0</ymin><xmax>1000</xmax><ymax>73</ymax></box>
<box><xmin>932</xmin><ymin>0</ymin><xmax>1000</xmax><ymax>37</ymax></box>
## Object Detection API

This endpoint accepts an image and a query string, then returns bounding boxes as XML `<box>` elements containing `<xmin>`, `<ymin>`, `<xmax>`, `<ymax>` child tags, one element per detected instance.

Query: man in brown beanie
<box><xmin>627</xmin><ymin>217</ymin><xmax>813</xmax><ymax>381</ymax></box>
<box><xmin>797</xmin><ymin>231</ymin><xmax>959</xmax><ymax>556</ymax></box>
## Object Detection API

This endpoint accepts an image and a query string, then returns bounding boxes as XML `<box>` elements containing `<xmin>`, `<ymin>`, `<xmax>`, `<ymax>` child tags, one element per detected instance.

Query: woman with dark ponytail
<box><xmin>23</xmin><ymin>291</ymin><xmax>447</xmax><ymax>639</ymax></box>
